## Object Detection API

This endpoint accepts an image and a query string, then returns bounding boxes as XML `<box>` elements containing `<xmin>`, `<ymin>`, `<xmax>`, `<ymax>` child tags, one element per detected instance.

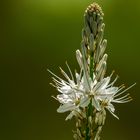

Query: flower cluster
<box><xmin>48</xmin><ymin>2</ymin><xmax>135</xmax><ymax>140</ymax></box>
<box><xmin>49</xmin><ymin>3</ymin><xmax>135</xmax><ymax>121</ymax></box>
<box><xmin>48</xmin><ymin>56</ymin><xmax>135</xmax><ymax>120</ymax></box>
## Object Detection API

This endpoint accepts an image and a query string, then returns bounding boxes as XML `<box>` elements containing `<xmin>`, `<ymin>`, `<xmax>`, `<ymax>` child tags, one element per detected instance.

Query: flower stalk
<box><xmin>48</xmin><ymin>2</ymin><xmax>136</xmax><ymax>140</ymax></box>
<box><xmin>81</xmin><ymin>4</ymin><xmax>105</xmax><ymax>139</ymax></box>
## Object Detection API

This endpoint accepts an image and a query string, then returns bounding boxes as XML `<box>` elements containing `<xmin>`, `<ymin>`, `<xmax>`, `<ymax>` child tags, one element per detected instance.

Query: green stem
<box><xmin>85</xmin><ymin>51</ymin><xmax>94</xmax><ymax>140</ymax></box>
<box><xmin>85</xmin><ymin>101</ymin><xmax>92</xmax><ymax>140</ymax></box>
<box><xmin>90</xmin><ymin>51</ymin><xmax>94</xmax><ymax>80</ymax></box>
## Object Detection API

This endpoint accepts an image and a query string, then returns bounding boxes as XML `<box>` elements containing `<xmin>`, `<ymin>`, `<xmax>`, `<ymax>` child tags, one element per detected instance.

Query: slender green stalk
<box><xmin>82</xmin><ymin>3</ymin><xmax>105</xmax><ymax>140</ymax></box>
<box><xmin>85</xmin><ymin>51</ymin><xmax>94</xmax><ymax>140</ymax></box>
<box><xmin>90</xmin><ymin>51</ymin><xmax>94</xmax><ymax>80</ymax></box>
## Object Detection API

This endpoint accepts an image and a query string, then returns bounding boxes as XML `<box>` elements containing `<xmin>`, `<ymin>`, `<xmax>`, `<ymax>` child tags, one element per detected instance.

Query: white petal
<box><xmin>59</xmin><ymin>85</ymin><xmax>73</xmax><ymax>94</ymax></box>
<box><xmin>57</xmin><ymin>103</ymin><xmax>76</xmax><ymax>113</ymax></box>
<box><xmin>75</xmin><ymin>72</ymin><xmax>80</xmax><ymax>85</ymax></box>
<box><xmin>107</xmin><ymin>103</ymin><xmax>115</xmax><ymax>112</ymax></box>
<box><xmin>106</xmin><ymin>87</ymin><xmax>118</xmax><ymax>95</ymax></box>
<box><xmin>101</xmin><ymin>77</ymin><xmax>110</xmax><ymax>89</ymax></box>
<box><xmin>93</xmin><ymin>77</ymin><xmax>110</xmax><ymax>92</ymax></box>
<box><xmin>92</xmin><ymin>97</ymin><xmax>101</xmax><ymax>111</ymax></box>
<box><xmin>99</xmin><ymin>39</ymin><xmax>107</xmax><ymax>58</ymax></box>
<box><xmin>65</xmin><ymin>111</ymin><xmax>75</xmax><ymax>121</ymax></box>
<box><xmin>57</xmin><ymin>94</ymin><xmax>72</xmax><ymax>104</ymax></box>
<box><xmin>76</xmin><ymin>50</ymin><xmax>82</xmax><ymax>68</ymax></box>
<box><xmin>79</xmin><ymin>96</ymin><xmax>90</xmax><ymax>108</ymax></box>
<box><xmin>96</xmin><ymin>54</ymin><xmax>108</xmax><ymax>72</ymax></box>
<box><xmin>107</xmin><ymin>107</ymin><xmax>119</xmax><ymax>120</ymax></box>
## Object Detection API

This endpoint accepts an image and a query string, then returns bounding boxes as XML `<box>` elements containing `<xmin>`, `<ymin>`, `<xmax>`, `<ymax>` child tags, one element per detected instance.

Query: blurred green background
<box><xmin>0</xmin><ymin>0</ymin><xmax>140</xmax><ymax>140</ymax></box>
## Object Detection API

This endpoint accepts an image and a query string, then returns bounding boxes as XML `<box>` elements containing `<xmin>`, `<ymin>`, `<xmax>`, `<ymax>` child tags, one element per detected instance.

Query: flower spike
<box><xmin>48</xmin><ymin>2</ymin><xmax>136</xmax><ymax>140</ymax></box>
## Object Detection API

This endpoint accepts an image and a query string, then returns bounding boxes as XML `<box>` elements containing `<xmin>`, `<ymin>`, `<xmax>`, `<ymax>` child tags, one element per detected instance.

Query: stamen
<box><xmin>50</xmin><ymin>83</ymin><xmax>57</xmax><ymax>88</ymax></box>
<box><xmin>112</xmin><ymin>99</ymin><xmax>132</xmax><ymax>103</ymax></box>
<box><xmin>110</xmin><ymin>70</ymin><xmax>115</xmax><ymax>78</ymax></box>
<box><xmin>51</xmin><ymin>95</ymin><xmax>59</xmax><ymax>101</ymax></box>
<box><xmin>114</xmin><ymin>86</ymin><xmax>125</xmax><ymax>97</ymax></box>
<box><xmin>115</xmin><ymin>93</ymin><xmax>130</xmax><ymax>101</ymax></box>
<box><xmin>59</xmin><ymin>67</ymin><xmax>71</xmax><ymax>82</ymax></box>
<box><xmin>52</xmin><ymin>77</ymin><xmax>64</xmax><ymax>86</ymax></box>
<box><xmin>66</xmin><ymin>61</ymin><xmax>75</xmax><ymax>82</ymax></box>
<box><xmin>115</xmin><ymin>83</ymin><xmax>136</xmax><ymax>97</ymax></box>
<box><xmin>48</xmin><ymin>69</ymin><xmax>69</xmax><ymax>84</ymax></box>
<box><xmin>107</xmin><ymin>75</ymin><xmax>119</xmax><ymax>87</ymax></box>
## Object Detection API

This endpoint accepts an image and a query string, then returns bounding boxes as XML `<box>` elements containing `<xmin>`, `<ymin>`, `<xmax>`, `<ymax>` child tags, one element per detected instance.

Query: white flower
<box><xmin>49</xmin><ymin>49</ymin><xmax>135</xmax><ymax>120</ymax></box>
<box><xmin>75</xmin><ymin>49</ymin><xmax>136</xmax><ymax>118</ymax></box>
<box><xmin>48</xmin><ymin>63</ymin><xmax>87</xmax><ymax>120</ymax></box>
<box><xmin>79</xmin><ymin>73</ymin><xmax>136</xmax><ymax>119</ymax></box>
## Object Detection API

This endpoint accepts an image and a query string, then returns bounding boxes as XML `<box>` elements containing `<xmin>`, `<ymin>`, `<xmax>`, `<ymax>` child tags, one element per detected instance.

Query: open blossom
<box><xmin>48</xmin><ymin>64</ymin><xmax>86</xmax><ymax>120</ymax></box>
<box><xmin>48</xmin><ymin>51</ymin><xmax>135</xmax><ymax>120</ymax></box>
<box><xmin>80</xmin><ymin>74</ymin><xmax>136</xmax><ymax>119</ymax></box>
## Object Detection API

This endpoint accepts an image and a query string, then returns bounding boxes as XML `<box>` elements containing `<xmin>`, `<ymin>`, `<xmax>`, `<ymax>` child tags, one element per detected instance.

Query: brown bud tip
<box><xmin>85</xmin><ymin>3</ymin><xmax>104</xmax><ymax>16</ymax></box>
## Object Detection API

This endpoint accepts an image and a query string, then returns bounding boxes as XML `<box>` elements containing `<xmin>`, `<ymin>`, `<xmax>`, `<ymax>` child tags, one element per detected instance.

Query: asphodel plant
<box><xmin>48</xmin><ymin>3</ymin><xmax>135</xmax><ymax>140</ymax></box>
